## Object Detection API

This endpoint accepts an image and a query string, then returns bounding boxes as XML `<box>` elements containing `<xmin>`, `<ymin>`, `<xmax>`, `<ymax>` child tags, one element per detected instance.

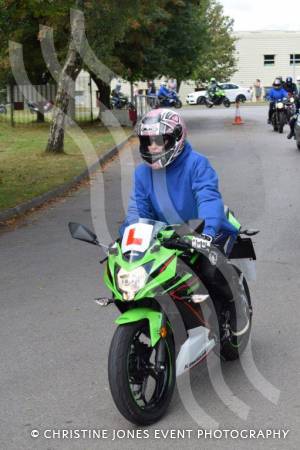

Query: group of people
<box><xmin>266</xmin><ymin>76</ymin><xmax>300</xmax><ymax>139</ymax></box>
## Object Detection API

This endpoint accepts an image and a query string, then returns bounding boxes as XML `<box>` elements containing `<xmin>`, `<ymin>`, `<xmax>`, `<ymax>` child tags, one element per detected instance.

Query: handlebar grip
<box><xmin>162</xmin><ymin>238</ymin><xmax>191</xmax><ymax>251</ymax></box>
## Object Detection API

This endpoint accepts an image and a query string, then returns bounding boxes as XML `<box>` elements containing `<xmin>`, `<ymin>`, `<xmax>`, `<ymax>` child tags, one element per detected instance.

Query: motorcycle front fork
<box><xmin>155</xmin><ymin>314</ymin><xmax>167</xmax><ymax>371</ymax></box>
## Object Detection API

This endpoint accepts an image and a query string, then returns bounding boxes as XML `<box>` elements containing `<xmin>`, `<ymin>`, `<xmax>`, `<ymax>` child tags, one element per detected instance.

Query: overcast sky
<box><xmin>221</xmin><ymin>0</ymin><xmax>300</xmax><ymax>31</ymax></box>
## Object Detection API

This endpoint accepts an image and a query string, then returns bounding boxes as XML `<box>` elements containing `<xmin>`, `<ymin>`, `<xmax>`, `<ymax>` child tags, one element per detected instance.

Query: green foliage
<box><xmin>0</xmin><ymin>0</ymin><xmax>237</xmax><ymax>91</ymax></box>
<box><xmin>192</xmin><ymin>0</ymin><xmax>237</xmax><ymax>83</ymax></box>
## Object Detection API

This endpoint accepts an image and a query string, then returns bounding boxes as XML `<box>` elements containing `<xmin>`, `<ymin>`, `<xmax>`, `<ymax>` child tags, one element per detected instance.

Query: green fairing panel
<box><xmin>115</xmin><ymin>307</ymin><xmax>163</xmax><ymax>347</ymax></box>
<box><xmin>228</xmin><ymin>212</ymin><xmax>241</xmax><ymax>231</ymax></box>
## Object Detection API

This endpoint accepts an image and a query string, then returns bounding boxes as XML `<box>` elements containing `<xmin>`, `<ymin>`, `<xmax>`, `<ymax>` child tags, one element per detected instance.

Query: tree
<box><xmin>46</xmin><ymin>5</ymin><xmax>84</xmax><ymax>153</ymax></box>
<box><xmin>192</xmin><ymin>0</ymin><xmax>237</xmax><ymax>83</ymax></box>
<box><xmin>113</xmin><ymin>0</ymin><xmax>208</xmax><ymax>91</ymax></box>
<box><xmin>0</xmin><ymin>0</ymin><xmax>73</xmax><ymax>122</ymax></box>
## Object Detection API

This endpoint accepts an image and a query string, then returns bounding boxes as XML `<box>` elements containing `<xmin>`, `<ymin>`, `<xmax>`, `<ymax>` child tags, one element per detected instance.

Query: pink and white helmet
<box><xmin>136</xmin><ymin>108</ymin><xmax>187</xmax><ymax>169</ymax></box>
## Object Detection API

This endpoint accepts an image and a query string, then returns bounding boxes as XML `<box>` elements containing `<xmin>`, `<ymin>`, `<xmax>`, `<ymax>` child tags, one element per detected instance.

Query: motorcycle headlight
<box><xmin>117</xmin><ymin>267</ymin><xmax>148</xmax><ymax>301</ymax></box>
<box><xmin>290</xmin><ymin>98</ymin><xmax>295</xmax><ymax>103</ymax></box>
<box><xmin>277</xmin><ymin>102</ymin><xmax>283</xmax><ymax>109</ymax></box>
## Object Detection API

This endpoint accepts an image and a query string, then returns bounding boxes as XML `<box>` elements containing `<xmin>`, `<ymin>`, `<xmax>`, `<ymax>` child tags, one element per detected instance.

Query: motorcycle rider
<box><xmin>283</xmin><ymin>76</ymin><xmax>298</xmax><ymax>97</ymax></box>
<box><xmin>111</xmin><ymin>82</ymin><xmax>122</xmax><ymax>108</ymax></box>
<box><xmin>287</xmin><ymin>95</ymin><xmax>300</xmax><ymax>139</ymax></box>
<box><xmin>266</xmin><ymin>78</ymin><xmax>288</xmax><ymax>124</ymax></box>
<box><xmin>207</xmin><ymin>77</ymin><xmax>221</xmax><ymax>102</ymax></box>
<box><xmin>120</xmin><ymin>109</ymin><xmax>250</xmax><ymax>337</ymax></box>
<box><xmin>157</xmin><ymin>81</ymin><xmax>172</xmax><ymax>102</ymax></box>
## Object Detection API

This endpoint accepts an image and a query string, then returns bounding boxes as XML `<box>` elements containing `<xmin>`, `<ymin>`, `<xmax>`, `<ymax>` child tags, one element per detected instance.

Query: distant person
<box><xmin>147</xmin><ymin>81</ymin><xmax>157</xmax><ymax>107</ymax></box>
<box><xmin>297</xmin><ymin>76</ymin><xmax>300</xmax><ymax>93</ymax></box>
<box><xmin>254</xmin><ymin>79</ymin><xmax>262</xmax><ymax>101</ymax></box>
<box><xmin>266</xmin><ymin>78</ymin><xmax>288</xmax><ymax>124</ymax></box>
<box><xmin>168</xmin><ymin>78</ymin><xmax>177</xmax><ymax>91</ymax></box>
<box><xmin>133</xmin><ymin>83</ymin><xmax>139</xmax><ymax>97</ymax></box>
<box><xmin>283</xmin><ymin>77</ymin><xmax>298</xmax><ymax>97</ymax></box>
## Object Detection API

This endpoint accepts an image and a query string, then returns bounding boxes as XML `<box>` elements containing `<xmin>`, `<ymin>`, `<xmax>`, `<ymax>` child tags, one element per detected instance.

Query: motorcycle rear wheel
<box><xmin>108</xmin><ymin>320</ymin><xmax>175</xmax><ymax>425</ymax></box>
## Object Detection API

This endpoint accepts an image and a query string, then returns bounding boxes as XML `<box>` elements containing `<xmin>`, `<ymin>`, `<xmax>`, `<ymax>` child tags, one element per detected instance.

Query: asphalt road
<box><xmin>1</xmin><ymin>106</ymin><xmax>300</xmax><ymax>450</ymax></box>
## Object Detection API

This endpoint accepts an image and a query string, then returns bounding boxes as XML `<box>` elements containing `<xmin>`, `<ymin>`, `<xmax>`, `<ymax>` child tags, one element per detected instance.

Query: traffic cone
<box><xmin>233</xmin><ymin>101</ymin><xmax>244</xmax><ymax>125</ymax></box>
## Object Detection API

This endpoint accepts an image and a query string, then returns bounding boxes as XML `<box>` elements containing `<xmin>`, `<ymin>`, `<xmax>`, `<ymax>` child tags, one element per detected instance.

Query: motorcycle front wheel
<box><xmin>219</xmin><ymin>269</ymin><xmax>252</xmax><ymax>361</ymax></box>
<box><xmin>174</xmin><ymin>100</ymin><xmax>182</xmax><ymax>108</ymax></box>
<box><xmin>108</xmin><ymin>320</ymin><xmax>175</xmax><ymax>425</ymax></box>
<box><xmin>278</xmin><ymin>111</ymin><xmax>286</xmax><ymax>133</ymax></box>
<box><xmin>205</xmin><ymin>99</ymin><xmax>214</xmax><ymax>108</ymax></box>
<box><xmin>272</xmin><ymin>114</ymin><xmax>278</xmax><ymax>132</ymax></box>
<box><xmin>223</xmin><ymin>98</ymin><xmax>231</xmax><ymax>108</ymax></box>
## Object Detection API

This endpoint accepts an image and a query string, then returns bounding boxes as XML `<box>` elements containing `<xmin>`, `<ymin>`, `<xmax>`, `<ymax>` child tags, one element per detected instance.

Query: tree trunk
<box><xmin>46</xmin><ymin>7</ymin><xmax>83</xmax><ymax>153</ymax></box>
<box><xmin>90</xmin><ymin>73</ymin><xmax>111</xmax><ymax>112</ymax></box>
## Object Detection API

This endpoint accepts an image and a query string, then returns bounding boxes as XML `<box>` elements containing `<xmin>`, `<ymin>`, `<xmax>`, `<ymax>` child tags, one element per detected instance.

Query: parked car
<box><xmin>186</xmin><ymin>83</ymin><xmax>252</xmax><ymax>105</ymax></box>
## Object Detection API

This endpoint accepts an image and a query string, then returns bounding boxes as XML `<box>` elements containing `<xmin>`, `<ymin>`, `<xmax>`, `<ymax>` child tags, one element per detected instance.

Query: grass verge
<box><xmin>0</xmin><ymin>122</ymin><xmax>132</xmax><ymax>211</ymax></box>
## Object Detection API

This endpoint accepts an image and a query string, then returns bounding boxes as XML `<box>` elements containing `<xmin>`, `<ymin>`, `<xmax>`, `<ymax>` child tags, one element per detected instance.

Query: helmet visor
<box><xmin>139</xmin><ymin>134</ymin><xmax>176</xmax><ymax>164</ymax></box>
<box><xmin>139</xmin><ymin>134</ymin><xmax>176</xmax><ymax>151</ymax></box>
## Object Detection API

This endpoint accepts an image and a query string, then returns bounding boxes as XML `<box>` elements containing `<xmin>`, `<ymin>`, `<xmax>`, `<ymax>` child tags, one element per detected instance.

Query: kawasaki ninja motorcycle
<box><xmin>205</xmin><ymin>87</ymin><xmax>231</xmax><ymax>108</ymax></box>
<box><xmin>69</xmin><ymin>216</ymin><xmax>258</xmax><ymax>425</ymax></box>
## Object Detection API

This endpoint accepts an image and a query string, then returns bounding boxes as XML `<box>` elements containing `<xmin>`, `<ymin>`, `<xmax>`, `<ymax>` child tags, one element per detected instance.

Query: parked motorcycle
<box><xmin>69</xmin><ymin>216</ymin><xmax>258</xmax><ymax>425</ymax></box>
<box><xmin>27</xmin><ymin>101</ymin><xmax>53</xmax><ymax>114</ymax></box>
<box><xmin>110</xmin><ymin>92</ymin><xmax>129</xmax><ymax>109</ymax></box>
<box><xmin>205</xmin><ymin>87</ymin><xmax>231</xmax><ymax>108</ymax></box>
<box><xmin>156</xmin><ymin>90</ymin><xmax>182</xmax><ymax>108</ymax></box>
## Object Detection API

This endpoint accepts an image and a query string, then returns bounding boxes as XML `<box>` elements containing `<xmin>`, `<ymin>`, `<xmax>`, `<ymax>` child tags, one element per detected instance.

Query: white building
<box><xmin>231</xmin><ymin>30</ymin><xmax>300</xmax><ymax>89</ymax></box>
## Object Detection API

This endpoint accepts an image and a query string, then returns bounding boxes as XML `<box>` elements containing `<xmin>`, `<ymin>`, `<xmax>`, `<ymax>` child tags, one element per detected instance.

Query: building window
<box><xmin>290</xmin><ymin>54</ymin><xmax>300</xmax><ymax>65</ymax></box>
<box><xmin>264</xmin><ymin>55</ymin><xmax>275</xmax><ymax>65</ymax></box>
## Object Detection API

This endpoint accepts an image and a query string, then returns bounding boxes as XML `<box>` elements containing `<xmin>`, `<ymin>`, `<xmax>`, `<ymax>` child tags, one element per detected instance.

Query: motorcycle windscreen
<box><xmin>121</xmin><ymin>218</ymin><xmax>166</xmax><ymax>262</ymax></box>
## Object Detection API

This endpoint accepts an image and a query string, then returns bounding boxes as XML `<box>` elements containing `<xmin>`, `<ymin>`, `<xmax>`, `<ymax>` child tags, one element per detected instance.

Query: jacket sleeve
<box><xmin>192</xmin><ymin>157</ymin><xmax>224</xmax><ymax>238</ymax></box>
<box><xmin>119</xmin><ymin>168</ymin><xmax>155</xmax><ymax>236</ymax></box>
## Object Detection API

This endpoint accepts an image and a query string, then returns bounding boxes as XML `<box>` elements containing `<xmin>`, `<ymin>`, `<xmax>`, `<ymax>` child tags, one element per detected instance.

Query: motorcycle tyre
<box><xmin>278</xmin><ymin>112</ymin><xmax>286</xmax><ymax>134</ymax></box>
<box><xmin>219</xmin><ymin>268</ymin><xmax>252</xmax><ymax>361</ymax></box>
<box><xmin>108</xmin><ymin>320</ymin><xmax>175</xmax><ymax>426</ymax></box>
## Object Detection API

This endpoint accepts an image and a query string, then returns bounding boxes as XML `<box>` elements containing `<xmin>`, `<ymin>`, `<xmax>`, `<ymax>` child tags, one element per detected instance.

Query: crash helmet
<box><xmin>136</xmin><ymin>109</ymin><xmax>187</xmax><ymax>169</ymax></box>
<box><xmin>286</xmin><ymin>76</ymin><xmax>293</xmax><ymax>84</ymax></box>
<box><xmin>210</xmin><ymin>77</ymin><xmax>216</xmax><ymax>83</ymax></box>
<box><xmin>273</xmin><ymin>78</ymin><xmax>282</xmax><ymax>90</ymax></box>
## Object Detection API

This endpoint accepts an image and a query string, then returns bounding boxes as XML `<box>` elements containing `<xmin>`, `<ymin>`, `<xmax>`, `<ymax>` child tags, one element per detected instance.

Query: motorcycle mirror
<box><xmin>68</xmin><ymin>222</ymin><xmax>100</xmax><ymax>246</ymax></box>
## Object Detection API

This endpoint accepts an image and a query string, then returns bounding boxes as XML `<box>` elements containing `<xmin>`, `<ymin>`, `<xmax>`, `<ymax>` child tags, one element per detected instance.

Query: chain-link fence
<box><xmin>0</xmin><ymin>76</ymin><xmax>99</xmax><ymax>126</ymax></box>
<box><xmin>0</xmin><ymin>81</ymin><xmax>156</xmax><ymax>128</ymax></box>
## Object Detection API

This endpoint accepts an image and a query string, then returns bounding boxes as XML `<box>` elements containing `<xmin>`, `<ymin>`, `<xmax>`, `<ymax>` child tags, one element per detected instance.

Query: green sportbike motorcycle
<box><xmin>205</xmin><ymin>87</ymin><xmax>231</xmax><ymax>108</ymax></box>
<box><xmin>69</xmin><ymin>216</ymin><xmax>258</xmax><ymax>425</ymax></box>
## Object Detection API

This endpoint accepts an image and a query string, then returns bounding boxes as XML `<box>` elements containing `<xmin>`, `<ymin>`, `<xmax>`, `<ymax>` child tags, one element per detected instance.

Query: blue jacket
<box><xmin>120</xmin><ymin>142</ymin><xmax>238</xmax><ymax>238</ymax></box>
<box><xmin>158</xmin><ymin>85</ymin><xmax>171</xmax><ymax>97</ymax></box>
<box><xmin>267</xmin><ymin>87</ymin><xmax>288</xmax><ymax>101</ymax></box>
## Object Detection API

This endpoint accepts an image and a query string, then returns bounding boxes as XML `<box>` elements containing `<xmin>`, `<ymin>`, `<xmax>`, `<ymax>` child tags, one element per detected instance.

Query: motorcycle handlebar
<box><xmin>161</xmin><ymin>238</ymin><xmax>192</xmax><ymax>251</ymax></box>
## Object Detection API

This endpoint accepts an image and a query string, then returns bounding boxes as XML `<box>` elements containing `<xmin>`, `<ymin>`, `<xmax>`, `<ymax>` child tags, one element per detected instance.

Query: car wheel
<box><xmin>196</xmin><ymin>96</ymin><xmax>205</xmax><ymax>105</ymax></box>
<box><xmin>236</xmin><ymin>94</ymin><xmax>246</xmax><ymax>103</ymax></box>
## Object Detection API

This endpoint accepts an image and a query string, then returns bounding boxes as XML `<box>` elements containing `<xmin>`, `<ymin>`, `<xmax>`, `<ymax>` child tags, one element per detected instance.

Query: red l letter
<box><xmin>126</xmin><ymin>228</ymin><xmax>143</xmax><ymax>246</ymax></box>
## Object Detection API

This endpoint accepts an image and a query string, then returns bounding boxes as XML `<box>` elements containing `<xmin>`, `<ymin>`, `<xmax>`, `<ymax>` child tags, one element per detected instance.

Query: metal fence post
<box><xmin>9</xmin><ymin>83</ymin><xmax>15</xmax><ymax>127</ymax></box>
<box><xmin>89</xmin><ymin>73</ymin><xmax>93</xmax><ymax>122</ymax></box>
